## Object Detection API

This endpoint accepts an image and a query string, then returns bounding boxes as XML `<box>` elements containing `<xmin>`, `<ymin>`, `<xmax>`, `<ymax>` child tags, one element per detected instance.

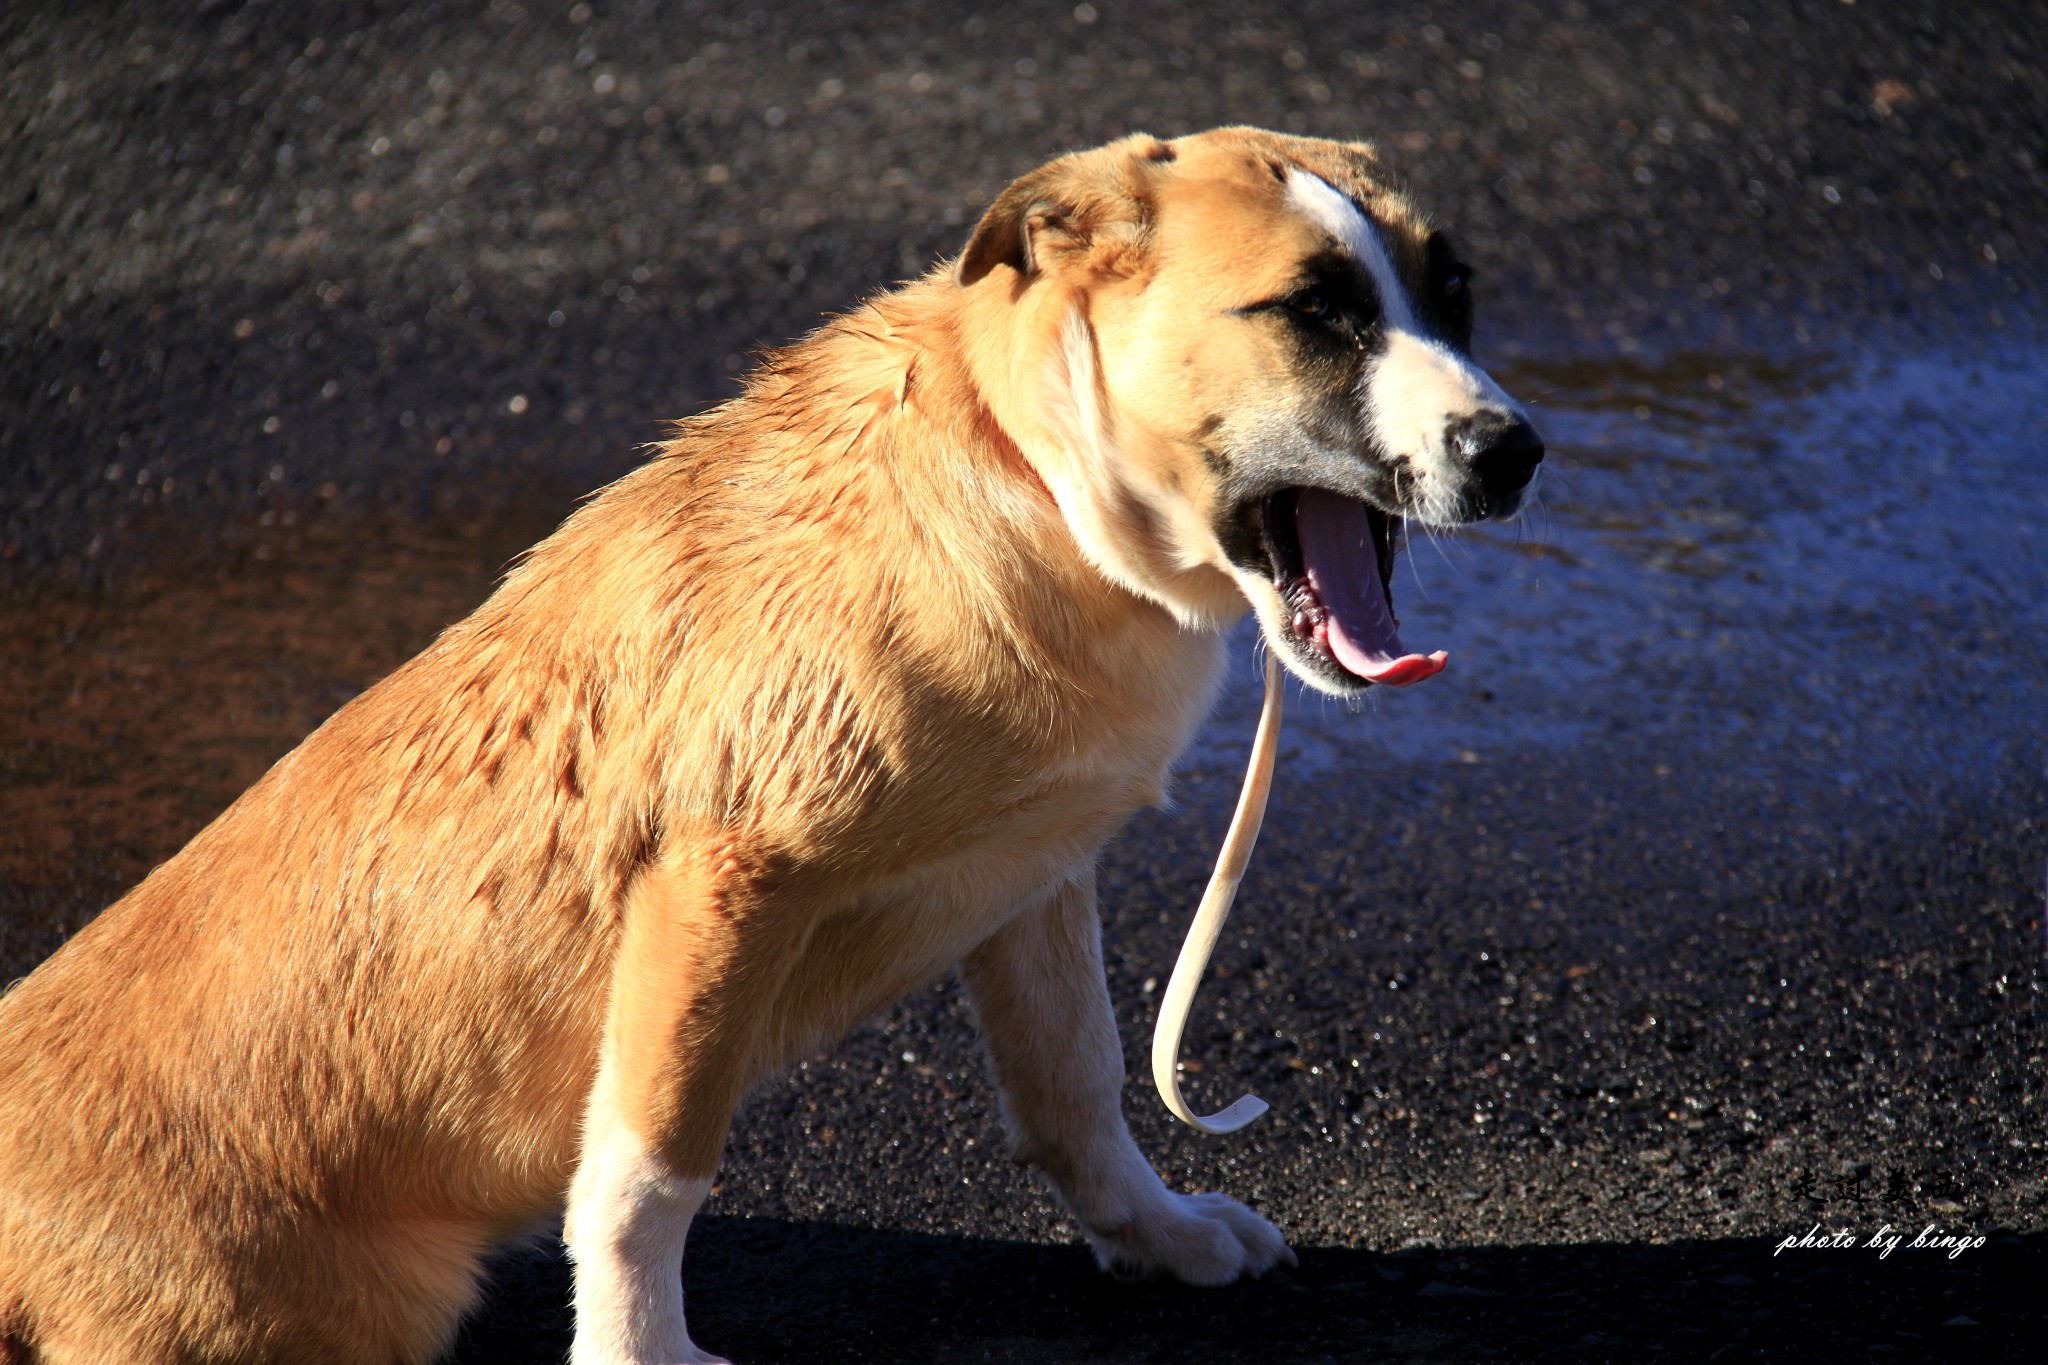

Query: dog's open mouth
<box><xmin>1262</xmin><ymin>487</ymin><xmax>1448</xmax><ymax>688</ymax></box>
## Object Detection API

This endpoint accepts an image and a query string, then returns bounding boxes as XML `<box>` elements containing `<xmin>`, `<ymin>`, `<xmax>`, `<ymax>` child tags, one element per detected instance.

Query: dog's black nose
<box><xmin>1449</xmin><ymin>411</ymin><xmax>1545</xmax><ymax>496</ymax></box>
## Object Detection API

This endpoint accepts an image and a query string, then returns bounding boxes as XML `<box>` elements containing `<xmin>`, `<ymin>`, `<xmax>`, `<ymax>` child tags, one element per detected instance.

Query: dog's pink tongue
<box><xmin>1295</xmin><ymin>488</ymin><xmax>1448</xmax><ymax>687</ymax></box>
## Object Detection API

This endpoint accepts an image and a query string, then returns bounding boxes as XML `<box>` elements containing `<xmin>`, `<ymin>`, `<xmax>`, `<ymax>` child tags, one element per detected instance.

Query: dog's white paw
<box><xmin>565</xmin><ymin>1294</ymin><xmax>731</xmax><ymax>1365</ymax></box>
<box><xmin>568</xmin><ymin>1324</ymin><xmax>730</xmax><ymax>1365</ymax></box>
<box><xmin>565</xmin><ymin>1142</ymin><xmax>728</xmax><ymax>1365</ymax></box>
<box><xmin>1086</xmin><ymin>1190</ymin><xmax>1296</xmax><ymax>1286</ymax></box>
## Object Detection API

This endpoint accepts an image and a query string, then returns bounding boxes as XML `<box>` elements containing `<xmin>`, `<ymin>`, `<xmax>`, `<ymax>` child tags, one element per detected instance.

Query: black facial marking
<box><xmin>1213</xmin><ymin>491</ymin><xmax>1267</xmax><ymax>578</ymax></box>
<box><xmin>1205</xmin><ymin>222</ymin><xmax>1454</xmax><ymax>585</ymax></box>
<box><xmin>1287</xmin><ymin>288</ymin><xmax>1331</xmax><ymax>320</ymax></box>
<box><xmin>1237</xmin><ymin>251</ymin><xmax>1384</xmax><ymax>357</ymax></box>
<box><xmin>1420</xmin><ymin>231</ymin><xmax>1475</xmax><ymax>350</ymax></box>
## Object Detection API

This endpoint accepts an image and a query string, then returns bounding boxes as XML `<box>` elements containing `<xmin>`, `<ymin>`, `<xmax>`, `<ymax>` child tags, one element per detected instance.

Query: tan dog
<box><xmin>0</xmin><ymin>127</ymin><xmax>1540</xmax><ymax>1364</ymax></box>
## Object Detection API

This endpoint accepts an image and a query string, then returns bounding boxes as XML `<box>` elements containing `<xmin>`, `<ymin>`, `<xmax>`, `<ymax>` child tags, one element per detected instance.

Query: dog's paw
<box><xmin>565</xmin><ymin>1275</ymin><xmax>731</xmax><ymax>1365</ymax></box>
<box><xmin>569</xmin><ymin>1340</ymin><xmax>730</xmax><ymax>1365</ymax></box>
<box><xmin>1088</xmin><ymin>1190</ymin><xmax>1296</xmax><ymax>1287</ymax></box>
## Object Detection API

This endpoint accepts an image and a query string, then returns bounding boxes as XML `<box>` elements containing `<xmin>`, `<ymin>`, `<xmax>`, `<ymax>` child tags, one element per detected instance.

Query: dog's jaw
<box><xmin>1225</xmin><ymin>489</ymin><xmax>1445</xmax><ymax>697</ymax></box>
<box><xmin>1278</xmin><ymin>488</ymin><xmax>1447</xmax><ymax>686</ymax></box>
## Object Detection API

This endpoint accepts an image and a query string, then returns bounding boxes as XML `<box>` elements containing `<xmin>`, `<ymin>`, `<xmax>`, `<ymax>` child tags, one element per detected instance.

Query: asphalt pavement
<box><xmin>2</xmin><ymin>2</ymin><xmax>2043</xmax><ymax>1361</ymax></box>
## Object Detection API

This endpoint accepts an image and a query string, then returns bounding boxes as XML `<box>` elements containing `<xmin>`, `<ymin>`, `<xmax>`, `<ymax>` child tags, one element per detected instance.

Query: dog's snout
<box><xmin>1449</xmin><ymin>411</ymin><xmax>1545</xmax><ymax>496</ymax></box>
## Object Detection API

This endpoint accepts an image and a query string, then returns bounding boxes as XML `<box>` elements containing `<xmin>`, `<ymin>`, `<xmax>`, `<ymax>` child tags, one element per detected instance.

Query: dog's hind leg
<box><xmin>564</xmin><ymin>838</ymin><xmax>810</xmax><ymax>1365</ymax></box>
<box><xmin>961</xmin><ymin>868</ymin><xmax>1296</xmax><ymax>1286</ymax></box>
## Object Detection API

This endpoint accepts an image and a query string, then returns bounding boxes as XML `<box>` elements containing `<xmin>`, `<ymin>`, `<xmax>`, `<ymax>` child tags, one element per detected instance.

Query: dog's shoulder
<box><xmin>273</xmin><ymin>280</ymin><xmax>1208</xmax><ymax>869</ymax></box>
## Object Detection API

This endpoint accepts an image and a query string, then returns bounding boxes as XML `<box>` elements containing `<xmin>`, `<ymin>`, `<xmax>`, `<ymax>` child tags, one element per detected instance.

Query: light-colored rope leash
<box><xmin>1150</xmin><ymin>653</ymin><xmax>1284</xmax><ymax>1134</ymax></box>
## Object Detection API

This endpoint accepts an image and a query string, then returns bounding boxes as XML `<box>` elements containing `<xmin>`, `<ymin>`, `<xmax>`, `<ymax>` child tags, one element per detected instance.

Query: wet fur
<box><xmin>0</xmin><ymin>127</ymin><xmax>1487</xmax><ymax>1362</ymax></box>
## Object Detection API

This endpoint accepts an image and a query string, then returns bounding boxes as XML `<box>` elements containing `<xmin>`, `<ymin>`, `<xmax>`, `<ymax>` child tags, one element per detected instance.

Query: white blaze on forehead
<box><xmin>1284</xmin><ymin>169</ymin><xmax>1418</xmax><ymax>332</ymax></box>
<box><xmin>1282</xmin><ymin>168</ymin><xmax>1532</xmax><ymax>528</ymax></box>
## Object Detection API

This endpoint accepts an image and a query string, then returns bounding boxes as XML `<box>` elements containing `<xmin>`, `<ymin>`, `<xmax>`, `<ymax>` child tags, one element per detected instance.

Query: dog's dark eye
<box><xmin>1443</xmin><ymin>273</ymin><xmax>1466</xmax><ymax>299</ymax></box>
<box><xmin>1287</xmin><ymin>289</ymin><xmax>1332</xmax><ymax>319</ymax></box>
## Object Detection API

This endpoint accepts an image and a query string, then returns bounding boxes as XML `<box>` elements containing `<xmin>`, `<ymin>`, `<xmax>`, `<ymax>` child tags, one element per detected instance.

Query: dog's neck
<box><xmin>945</xmin><ymin>272</ymin><xmax>1246</xmax><ymax>632</ymax></box>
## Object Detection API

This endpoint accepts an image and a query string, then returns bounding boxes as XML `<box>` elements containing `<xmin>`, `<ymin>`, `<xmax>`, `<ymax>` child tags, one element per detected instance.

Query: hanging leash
<box><xmin>1150</xmin><ymin>652</ymin><xmax>1284</xmax><ymax>1134</ymax></box>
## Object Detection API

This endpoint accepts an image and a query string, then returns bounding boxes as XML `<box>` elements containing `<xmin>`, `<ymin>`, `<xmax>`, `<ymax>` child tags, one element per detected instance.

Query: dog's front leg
<box><xmin>962</xmin><ymin>869</ymin><xmax>1295</xmax><ymax>1285</ymax></box>
<box><xmin>565</xmin><ymin>842</ymin><xmax>803</xmax><ymax>1365</ymax></box>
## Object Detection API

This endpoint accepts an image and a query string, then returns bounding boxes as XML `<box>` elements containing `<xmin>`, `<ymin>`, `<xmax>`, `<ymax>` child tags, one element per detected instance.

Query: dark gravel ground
<box><xmin>3</xmin><ymin>0</ymin><xmax>2042</xmax><ymax>583</ymax></box>
<box><xmin>2</xmin><ymin>2</ymin><xmax>2044</xmax><ymax>1362</ymax></box>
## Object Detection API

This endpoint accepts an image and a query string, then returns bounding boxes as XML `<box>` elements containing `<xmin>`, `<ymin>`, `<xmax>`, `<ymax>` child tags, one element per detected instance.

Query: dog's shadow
<box><xmin>449</xmin><ymin>1217</ymin><xmax>2039</xmax><ymax>1363</ymax></box>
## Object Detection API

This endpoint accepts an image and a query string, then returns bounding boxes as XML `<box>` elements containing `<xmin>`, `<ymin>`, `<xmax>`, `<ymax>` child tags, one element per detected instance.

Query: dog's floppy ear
<box><xmin>956</xmin><ymin>164</ymin><xmax>1074</xmax><ymax>287</ymax></box>
<box><xmin>957</xmin><ymin>141</ymin><xmax>1166</xmax><ymax>287</ymax></box>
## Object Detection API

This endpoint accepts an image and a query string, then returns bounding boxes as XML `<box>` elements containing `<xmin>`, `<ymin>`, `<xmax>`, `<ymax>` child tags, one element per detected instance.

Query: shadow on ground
<box><xmin>452</xmin><ymin>1217</ymin><xmax>2044</xmax><ymax>1364</ymax></box>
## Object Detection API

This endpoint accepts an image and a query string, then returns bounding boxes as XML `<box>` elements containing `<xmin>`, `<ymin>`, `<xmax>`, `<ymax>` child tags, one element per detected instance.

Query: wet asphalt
<box><xmin>2</xmin><ymin>2</ymin><xmax>2045</xmax><ymax>1362</ymax></box>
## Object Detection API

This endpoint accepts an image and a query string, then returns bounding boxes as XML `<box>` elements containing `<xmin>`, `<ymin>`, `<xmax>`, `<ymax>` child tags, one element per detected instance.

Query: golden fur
<box><xmin>0</xmin><ymin>127</ymin><xmax>1502</xmax><ymax>1363</ymax></box>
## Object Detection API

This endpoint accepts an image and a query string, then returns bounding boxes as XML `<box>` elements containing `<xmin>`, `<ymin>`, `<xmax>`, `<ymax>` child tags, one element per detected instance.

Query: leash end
<box><xmin>1183</xmin><ymin>1092</ymin><xmax>1269</xmax><ymax>1135</ymax></box>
